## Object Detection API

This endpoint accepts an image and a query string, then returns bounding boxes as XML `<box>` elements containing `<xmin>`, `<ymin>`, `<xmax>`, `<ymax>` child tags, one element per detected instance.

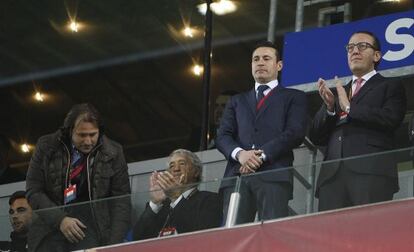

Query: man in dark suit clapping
<box><xmin>310</xmin><ymin>31</ymin><xmax>406</xmax><ymax>211</ymax></box>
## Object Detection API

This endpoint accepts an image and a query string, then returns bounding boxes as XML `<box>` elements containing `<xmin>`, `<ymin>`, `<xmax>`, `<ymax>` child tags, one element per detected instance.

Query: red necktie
<box><xmin>256</xmin><ymin>85</ymin><xmax>269</xmax><ymax>110</ymax></box>
<box><xmin>352</xmin><ymin>78</ymin><xmax>364</xmax><ymax>97</ymax></box>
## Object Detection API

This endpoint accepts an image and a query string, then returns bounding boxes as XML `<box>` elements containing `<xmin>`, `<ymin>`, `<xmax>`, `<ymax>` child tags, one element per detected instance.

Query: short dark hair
<box><xmin>62</xmin><ymin>103</ymin><xmax>104</xmax><ymax>137</ymax></box>
<box><xmin>351</xmin><ymin>31</ymin><xmax>381</xmax><ymax>51</ymax></box>
<box><xmin>169</xmin><ymin>149</ymin><xmax>202</xmax><ymax>182</ymax></box>
<box><xmin>9</xmin><ymin>190</ymin><xmax>26</xmax><ymax>205</ymax></box>
<box><xmin>252</xmin><ymin>40</ymin><xmax>280</xmax><ymax>61</ymax></box>
<box><xmin>350</xmin><ymin>31</ymin><xmax>381</xmax><ymax>68</ymax></box>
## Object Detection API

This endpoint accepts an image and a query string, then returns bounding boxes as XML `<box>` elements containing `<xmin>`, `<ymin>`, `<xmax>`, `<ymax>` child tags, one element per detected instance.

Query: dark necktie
<box><xmin>257</xmin><ymin>85</ymin><xmax>269</xmax><ymax>104</ymax></box>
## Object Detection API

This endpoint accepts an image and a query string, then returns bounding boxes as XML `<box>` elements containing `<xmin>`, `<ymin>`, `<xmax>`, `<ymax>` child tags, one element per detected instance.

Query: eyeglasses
<box><xmin>345</xmin><ymin>42</ymin><xmax>377</xmax><ymax>53</ymax></box>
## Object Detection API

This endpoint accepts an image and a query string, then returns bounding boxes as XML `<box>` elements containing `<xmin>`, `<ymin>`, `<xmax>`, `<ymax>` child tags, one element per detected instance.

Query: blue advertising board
<box><xmin>282</xmin><ymin>10</ymin><xmax>414</xmax><ymax>88</ymax></box>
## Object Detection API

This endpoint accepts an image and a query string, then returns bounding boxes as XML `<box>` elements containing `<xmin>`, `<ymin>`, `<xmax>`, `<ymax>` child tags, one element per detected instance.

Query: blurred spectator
<box><xmin>0</xmin><ymin>135</ymin><xmax>25</xmax><ymax>185</ymax></box>
<box><xmin>187</xmin><ymin>91</ymin><xmax>237</xmax><ymax>151</ymax></box>
<box><xmin>0</xmin><ymin>191</ymin><xmax>33</xmax><ymax>252</ymax></box>
<box><xmin>132</xmin><ymin>149</ymin><xmax>222</xmax><ymax>240</ymax></box>
<box><xmin>26</xmin><ymin>103</ymin><xmax>131</xmax><ymax>252</ymax></box>
<box><xmin>208</xmin><ymin>91</ymin><xmax>238</xmax><ymax>149</ymax></box>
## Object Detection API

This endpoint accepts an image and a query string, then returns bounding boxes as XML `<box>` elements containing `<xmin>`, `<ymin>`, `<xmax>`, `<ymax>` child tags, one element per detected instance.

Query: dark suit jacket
<box><xmin>216</xmin><ymin>85</ymin><xmax>308</xmax><ymax>184</ymax></box>
<box><xmin>309</xmin><ymin>73</ymin><xmax>406</xmax><ymax>194</ymax></box>
<box><xmin>132</xmin><ymin>190</ymin><xmax>222</xmax><ymax>240</ymax></box>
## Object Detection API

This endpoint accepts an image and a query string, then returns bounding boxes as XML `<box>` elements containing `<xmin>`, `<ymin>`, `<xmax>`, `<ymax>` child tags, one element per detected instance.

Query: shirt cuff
<box><xmin>149</xmin><ymin>201</ymin><xmax>163</xmax><ymax>214</ymax></box>
<box><xmin>231</xmin><ymin>147</ymin><xmax>244</xmax><ymax>161</ymax></box>
<box><xmin>326</xmin><ymin>109</ymin><xmax>336</xmax><ymax>116</ymax></box>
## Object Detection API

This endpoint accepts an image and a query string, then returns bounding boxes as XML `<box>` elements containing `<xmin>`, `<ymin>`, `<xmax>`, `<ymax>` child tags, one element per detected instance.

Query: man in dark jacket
<box><xmin>26</xmin><ymin>103</ymin><xmax>131</xmax><ymax>252</ymax></box>
<box><xmin>309</xmin><ymin>31</ymin><xmax>406</xmax><ymax>211</ymax></box>
<box><xmin>0</xmin><ymin>191</ymin><xmax>32</xmax><ymax>252</ymax></box>
<box><xmin>132</xmin><ymin>149</ymin><xmax>222</xmax><ymax>240</ymax></box>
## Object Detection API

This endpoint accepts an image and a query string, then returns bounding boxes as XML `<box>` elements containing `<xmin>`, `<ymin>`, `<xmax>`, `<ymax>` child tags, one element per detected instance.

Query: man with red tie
<box><xmin>216</xmin><ymin>41</ymin><xmax>308</xmax><ymax>224</ymax></box>
<box><xmin>310</xmin><ymin>31</ymin><xmax>407</xmax><ymax>211</ymax></box>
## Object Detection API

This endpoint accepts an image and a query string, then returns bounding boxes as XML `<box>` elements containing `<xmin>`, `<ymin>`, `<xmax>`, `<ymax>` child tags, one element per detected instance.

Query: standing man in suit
<box><xmin>216</xmin><ymin>41</ymin><xmax>308</xmax><ymax>224</ymax></box>
<box><xmin>310</xmin><ymin>31</ymin><xmax>406</xmax><ymax>211</ymax></box>
<box><xmin>132</xmin><ymin>149</ymin><xmax>222</xmax><ymax>240</ymax></box>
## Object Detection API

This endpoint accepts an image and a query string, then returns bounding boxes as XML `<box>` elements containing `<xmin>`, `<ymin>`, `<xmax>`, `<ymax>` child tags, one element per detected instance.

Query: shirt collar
<box><xmin>71</xmin><ymin>144</ymin><xmax>84</xmax><ymax>163</ymax></box>
<box><xmin>352</xmin><ymin>69</ymin><xmax>376</xmax><ymax>83</ymax></box>
<box><xmin>255</xmin><ymin>79</ymin><xmax>278</xmax><ymax>92</ymax></box>
<box><xmin>170</xmin><ymin>187</ymin><xmax>196</xmax><ymax>208</ymax></box>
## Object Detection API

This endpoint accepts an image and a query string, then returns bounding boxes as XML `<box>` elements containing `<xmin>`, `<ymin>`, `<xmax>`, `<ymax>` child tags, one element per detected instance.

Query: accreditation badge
<box><xmin>64</xmin><ymin>184</ymin><xmax>77</xmax><ymax>204</ymax></box>
<box><xmin>159</xmin><ymin>227</ymin><xmax>177</xmax><ymax>237</ymax></box>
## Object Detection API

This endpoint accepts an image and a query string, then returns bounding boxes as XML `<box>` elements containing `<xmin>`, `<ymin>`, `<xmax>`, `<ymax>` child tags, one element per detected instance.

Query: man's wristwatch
<box><xmin>259</xmin><ymin>152</ymin><xmax>266</xmax><ymax>162</ymax></box>
<box><xmin>345</xmin><ymin>105</ymin><xmax>350</xmax><ymax>114</ymax></box>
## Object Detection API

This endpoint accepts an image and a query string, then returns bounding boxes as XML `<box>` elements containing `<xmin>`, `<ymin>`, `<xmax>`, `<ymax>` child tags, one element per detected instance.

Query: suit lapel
<box><xmin>352</xmin><ymin>73</ymin><xmax>382</xmax><ymax>103</ymax></box>
<box><xmin>244</xmin><ymin>89</ymin><xmax>256</xmax><ymax>116</ymax></box>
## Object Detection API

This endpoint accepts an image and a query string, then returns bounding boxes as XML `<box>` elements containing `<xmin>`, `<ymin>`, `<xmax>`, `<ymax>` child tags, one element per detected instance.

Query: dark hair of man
<box><xmin>62</xmin><ymin>103</ymin><xmax>104</xmax><ymax>137</ymax></box>
<box><xmin>169</xmin><ymin>149</ymin><xmax>202</xmax><ymax>182</ymax></box>
<box><xmin>351</xmin><ymin>31</ymin><xmax>381</xmax><ymax>69</ymax></box>
<box><xmin>252</xmin><ymin>40</ymin><xmax>280</xmax><ymax>62</ymax></box>
<box><xmin>351</xmin><ymin>30</ymin><xmax>381</xmax><ymax>51</ymax></box>
<box><xmin>9</xmin><ymin>190</ymin><xmax>26</xmax><ymax>205</ymax></box>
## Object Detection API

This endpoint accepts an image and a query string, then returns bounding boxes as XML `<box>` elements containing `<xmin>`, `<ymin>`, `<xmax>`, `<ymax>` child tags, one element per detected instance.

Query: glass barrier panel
<box><xmin>0</xmin><ymin>212</ymin><xmax>12</xmax><ymax>243</ymax></box>
<box><xmin>232</xmin><ymin>146</ymin><xmax>414</xmax><ymax>226</ymax></box>
<box><xmin>29</xmin><ymin>176</ymin><xmax>238</xmax><ymax>250</ymax></box>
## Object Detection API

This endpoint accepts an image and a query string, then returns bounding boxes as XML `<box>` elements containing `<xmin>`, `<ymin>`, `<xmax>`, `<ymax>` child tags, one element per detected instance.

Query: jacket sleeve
<box><xmin>25</xmin><ymin>137</ymin><xmax>67</xmax><ymax>229</ymax></box>
<box><xmin>309</xmin><ymin>103</ymin><xmax>339</xmax><ymax>146</ymax></box>
<box><xmin>108</xmin><ymin>145</ymin><xmax>132</xmax><ymax>244</ymax></box>
<box><xmin>216</xmin><ymin>96</ymin><xmax>240</xmax><ymax>160</ymax></box>
<box><xmin>261</xmin><ymin>90</ymin><xmax>308</xmax><ymax>164</ymax></box>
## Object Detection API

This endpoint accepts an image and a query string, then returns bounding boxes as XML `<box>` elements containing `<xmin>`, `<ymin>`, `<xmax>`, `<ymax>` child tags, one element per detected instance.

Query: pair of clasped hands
<box><xmin>150</xmin><ymin>171</ymin><xmax>186</xmax><ymax>204</ymax></box>
<box><xmin>238</xmin><ymin>149</ymin><xmax>264</xmax><ymax>175</ymax></box>
<box><xmin>318</xmin><ymin>76</ymin><xmax>350</xmax><ymax>112</ymax></box>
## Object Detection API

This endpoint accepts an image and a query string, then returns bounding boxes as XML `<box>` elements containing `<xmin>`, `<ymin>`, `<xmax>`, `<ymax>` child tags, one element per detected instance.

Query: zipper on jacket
<box><xmin>60</xmin><ymin>139</ymin><xmax>71</xmax><ymax>205</ymax></box>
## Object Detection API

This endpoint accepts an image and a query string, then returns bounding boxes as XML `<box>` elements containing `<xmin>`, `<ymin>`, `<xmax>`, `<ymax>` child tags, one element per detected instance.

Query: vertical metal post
<box><xmin>225</xmin><ymin>192</ymin><xmax>241</xmax><ymax>227</ymax></box>
<box><xmin>267</xmin><ymin>0</ymin><xmax>278</xmax><ymax>42</ymax></box>
<box><xmin>343</xmin><ymin>2</ymin><xmax>352</xmax><ymax>23</ymax></box>
<box><xmin>225</xmin><ymin>176</ymin><xmax>242</xmax><ymax>228</ymax></box>
<box><xmin>306</xmin><ymin>149</ymin><xmax>317</xmax><ymax>213</ymax></box>
<box><xmin>200</xmin><ymin>0</ymin><xmax>213</xmax><ymax>151</ymax></box>
<box><xmin>303</xmin><ymin>137</ymin><xmax>317</xmax><ymax>214</ymax></box>
<box><xmin>295</xmin><ymin>0</ymin><xmax>304</xmax><ymax>32</ymax></box>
